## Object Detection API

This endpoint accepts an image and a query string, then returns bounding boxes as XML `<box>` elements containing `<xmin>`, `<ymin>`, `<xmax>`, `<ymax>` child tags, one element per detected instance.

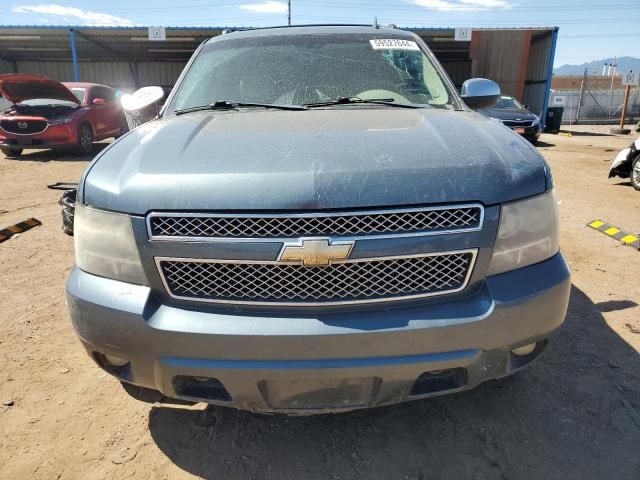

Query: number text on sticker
<box><xmin>369</xmin><ymin>39</ymin><xmax>420</xmax><ymax>51</ymax></box>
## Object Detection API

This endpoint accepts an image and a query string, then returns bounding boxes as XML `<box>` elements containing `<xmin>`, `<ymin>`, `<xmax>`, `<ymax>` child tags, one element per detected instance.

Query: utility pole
<box><xmin>611</xmin><ymin>70</ymin><xmax>637</xmax><ymax>135</ymax></box>
<box><xmin>288</xmin><ymin>0</ymin><xmax>291</xmax><ymax>26</ymax></box>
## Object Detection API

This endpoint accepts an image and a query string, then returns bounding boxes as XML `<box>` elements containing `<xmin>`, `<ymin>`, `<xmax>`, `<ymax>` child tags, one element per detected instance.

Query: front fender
<box><xmin>609</xmin><ymin>147</ymin><xmax>633</xmax><ymax>178</ymax></box>
<box><xmin>609</xmin><ymin>137</ymin><xmax>640</xmax><ymax>178</ymax></box>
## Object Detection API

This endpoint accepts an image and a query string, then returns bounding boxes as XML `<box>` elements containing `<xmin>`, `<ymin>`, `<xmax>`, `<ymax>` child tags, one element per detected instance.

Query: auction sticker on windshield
<box><xmin>370</xmin><ymin>39</ymin><xmax>420</xmax><ymax>50</ymax></box>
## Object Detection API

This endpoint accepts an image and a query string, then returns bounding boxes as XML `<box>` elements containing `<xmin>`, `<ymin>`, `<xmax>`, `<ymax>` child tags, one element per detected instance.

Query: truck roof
<box><xmin>207</xmin><ymin>25</ymin><xmax>415</xmax><ymax>42</ymax></box>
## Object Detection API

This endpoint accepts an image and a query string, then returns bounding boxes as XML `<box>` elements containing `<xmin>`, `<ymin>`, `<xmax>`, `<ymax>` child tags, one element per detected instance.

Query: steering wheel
<box><xmin>287</xmin><ymin>85</ymin><xmax>343</xmax><ymax>105</ymax></box>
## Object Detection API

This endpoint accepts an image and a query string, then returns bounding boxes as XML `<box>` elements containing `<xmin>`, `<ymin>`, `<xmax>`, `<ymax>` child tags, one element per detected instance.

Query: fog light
<box><xmin>104</xmin><ymin>354</ymin><xmax>129</xmax><ymax>367</ymax></box>
<box><xmin>511</xmin><ymin>343</ymin><xmax>536</xmax><ymax>356</ymax></box>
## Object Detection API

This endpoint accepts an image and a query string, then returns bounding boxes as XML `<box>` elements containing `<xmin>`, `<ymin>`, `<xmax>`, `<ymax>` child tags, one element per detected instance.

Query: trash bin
<box><xmin>544</xmin><ymin>107</ymin><xmax>564</xmax><ymax>134</ymax></box>
<box><xmin>58</xmin><ymin>189</ymin><xmax>77</xmax><ymax>236</ymax></box>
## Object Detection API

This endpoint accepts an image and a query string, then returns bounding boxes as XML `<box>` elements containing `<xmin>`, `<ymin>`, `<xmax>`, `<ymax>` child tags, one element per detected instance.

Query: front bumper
<box><xmin>509</xmin><ymin>123</ymin><xmax>541</xmax><ymax>141</ymax></box>
<box><xmin>67</xmin><ymin>252</ymin><xmax>570</xmax><ymax>413</ymax></box>
<box><xmin>0</xmin><ymin>124</ymin><xmax>76</xmax><ymax>148</ymax></box>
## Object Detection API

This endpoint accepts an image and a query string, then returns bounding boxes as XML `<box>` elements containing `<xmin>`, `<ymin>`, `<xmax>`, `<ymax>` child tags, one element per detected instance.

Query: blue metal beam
<box><xmin>540</xmin><ymin>27</ymin><xmax>559</xmax><ymax>130</ymax></box>
<box><xmin>69</xmin><ymin>28</ymin><xmax>79</xmax><ymax>82</ymax></box>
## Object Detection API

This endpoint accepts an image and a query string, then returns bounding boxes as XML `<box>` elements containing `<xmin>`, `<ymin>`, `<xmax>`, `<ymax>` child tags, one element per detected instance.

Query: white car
<box><xmin>609</xmin><ymin>137</ymin><xmax>640</xmax><ymax>191</ymax></box>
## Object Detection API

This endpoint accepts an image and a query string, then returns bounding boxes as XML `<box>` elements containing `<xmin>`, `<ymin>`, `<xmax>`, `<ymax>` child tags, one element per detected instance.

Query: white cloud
<box><xmin>412</xmin><ymin>0</ymin><xmax>511</xmax><ymax>11</ymax></box>
<box><xmin>12</xmin><ymin>4</ymin><xmax>134</xmax><ymax>26</ymax></box>
<box><xmin>239</xmin><ymin>1</ymin><xmax>288</xmax><ymax>14</ymax></box>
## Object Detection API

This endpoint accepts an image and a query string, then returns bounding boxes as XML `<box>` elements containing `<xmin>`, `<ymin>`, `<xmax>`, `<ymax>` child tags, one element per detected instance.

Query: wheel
<box><xmin>74</xmin><ymin>124</ymin><xmax>93</xmax><ymax>156</ymax></box>
<box><xmin>631</xmin><ymin>155</ymin><xmax>640</xmax><ymax>191</ymax></box>
<box><xmin>0</xmin><ymin>146</ymin><xmax>23</xmax><ymax>157</ymax></box>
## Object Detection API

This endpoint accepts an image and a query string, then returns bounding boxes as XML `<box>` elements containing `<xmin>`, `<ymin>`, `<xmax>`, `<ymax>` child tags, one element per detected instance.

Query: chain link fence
<box><xmin>549</xmin><ymin>86</ymin><xmax>639</xmax><ymax>125</ymax></box>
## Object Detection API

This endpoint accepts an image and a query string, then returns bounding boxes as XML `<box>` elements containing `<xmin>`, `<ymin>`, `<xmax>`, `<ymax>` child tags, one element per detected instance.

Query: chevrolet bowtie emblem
<box><xmin>278</xmin><ymin>238</ymin><xmax>354</xmax><ymax>267</ymax></box>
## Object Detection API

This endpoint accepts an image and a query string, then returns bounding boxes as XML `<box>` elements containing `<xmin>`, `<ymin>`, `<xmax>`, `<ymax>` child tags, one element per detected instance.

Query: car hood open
<box><xmin>82</xmin><ymin>108</ymin><xmax>549</xmax><ymax>214</ymax></box>
<box><xmin>0</xmin><ymin>74</ymin><xmax>80</xmax><ymax>104</ymax></box>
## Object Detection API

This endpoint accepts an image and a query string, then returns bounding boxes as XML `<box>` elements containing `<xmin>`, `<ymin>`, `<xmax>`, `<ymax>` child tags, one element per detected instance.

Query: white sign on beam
<box><xmin>552</xmin><ymin>96</ymin><xmax>566</xmax><ymax>106</ymax></box>
<box><xmin>454</xmin><ymin>28</ymin><xmax>472</xmax><ymax>41</ymax></box>
<box><xmin>148</xmin><ymin>26</ymin><xmax>166</xmax><ymax>42</ymax></box>
<box><xmin>621</xmin><ymin>71</ymin><xmax>639</xmax><ymax>86</ymax></box>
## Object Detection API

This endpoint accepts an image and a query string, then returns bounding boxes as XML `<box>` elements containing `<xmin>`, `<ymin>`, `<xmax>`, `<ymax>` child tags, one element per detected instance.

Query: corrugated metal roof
<box><xmin>0</xmin><ymin>24</ymin><xmax>555</xmax><ymax>63</ymax></box>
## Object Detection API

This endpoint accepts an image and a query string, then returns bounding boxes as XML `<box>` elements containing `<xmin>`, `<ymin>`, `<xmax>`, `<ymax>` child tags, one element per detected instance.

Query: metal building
<box><xmin>0</xmin><ymin>25</ymin><xmax>558</xmax><ymax>122</ymax></box>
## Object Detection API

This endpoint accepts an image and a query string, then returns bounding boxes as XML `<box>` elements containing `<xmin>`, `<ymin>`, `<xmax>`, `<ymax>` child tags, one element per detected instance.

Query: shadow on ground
<box><xmin>559</xmin><ymin>130</ymin><xmax>615</xmax><ymax>137</ymax></box>
<box><xmin>147</xmin><ymin>286</ymin><xmax>640</xmax><ymax>480</ymax></box>
<box><xmin>612</xmin><ymin>181</ymin><xmax>633</xmax><ymax>188</ymax></box>
<box><xmin>3</xmin><ymin>143</ymin><xmax>109</xmax><ymax>162</ymax></box>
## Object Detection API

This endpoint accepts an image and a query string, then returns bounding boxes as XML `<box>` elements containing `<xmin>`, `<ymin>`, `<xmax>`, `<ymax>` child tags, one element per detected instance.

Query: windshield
<box><xmin>495</xmin><ymin>96</ymin><xmax>524</xmax><ymax>110</ymax></box>
<box><xmin>169</xmin><ymin>33</ymin><xmax>454</xmax><ymax>112</ymax></box>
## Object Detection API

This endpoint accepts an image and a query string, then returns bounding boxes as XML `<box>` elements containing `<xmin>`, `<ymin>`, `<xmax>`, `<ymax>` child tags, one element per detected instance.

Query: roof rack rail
<box><xmin>220</xmin><ymin>23</ymin><xmax>397</xmax><ymax>34</ymax></box>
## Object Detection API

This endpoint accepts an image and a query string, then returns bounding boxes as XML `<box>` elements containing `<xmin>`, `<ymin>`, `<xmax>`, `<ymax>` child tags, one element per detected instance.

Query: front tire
<box><xmin>631</xmin><ymin>155</ymin><xmax>640</xmax><ymax>191</ymax></box>
<box><xmin>74</xmin><ymin>124</ymin><xmax>93</xmax><ymax>156</ymax></box>
<box><xmin>0</xmin><ymin>146</ymin><xmax>23</xmax><ymax>157</ymax></box>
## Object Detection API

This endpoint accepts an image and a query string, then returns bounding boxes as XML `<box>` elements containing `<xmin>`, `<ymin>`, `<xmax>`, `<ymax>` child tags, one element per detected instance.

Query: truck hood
<box><xmin>82</xmin><ymin>108</ymin><xmax>548</xmax><ymax>214</ymax></box>
<box><xmin>0</xmin><ymin>74</ymin><xmax>80</xmax><ymax>104</ymax></box>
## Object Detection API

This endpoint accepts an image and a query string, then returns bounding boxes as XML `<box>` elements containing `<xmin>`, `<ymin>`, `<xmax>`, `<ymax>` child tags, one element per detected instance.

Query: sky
<box><xmin>1</xmin><ymin>0</ymin><xmax>639</xmax><ymax>66</ymax></box>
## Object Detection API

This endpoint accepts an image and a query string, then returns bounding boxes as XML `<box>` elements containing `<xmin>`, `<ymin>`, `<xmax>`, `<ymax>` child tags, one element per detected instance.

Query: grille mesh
<box><xmin>159</xmin><ymin>252</ymin><xmax>474</xmax><ymax>304</ymax></box>
<box><xmin>149</xmin><ymin>207</ymin><xmax>481</xmax><ymax>239</ymax></box>
<box><xmin>502</xmin><ymin>120</ymin><xmax>535</xmax><ymax>128</ymax></box>
<box><xmin>1</xmin><ymin>120</ymin><xmax>47</xmax><ymax>134</ymax></box>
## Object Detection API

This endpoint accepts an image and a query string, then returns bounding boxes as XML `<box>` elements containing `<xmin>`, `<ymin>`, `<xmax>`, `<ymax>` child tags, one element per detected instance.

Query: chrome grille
<box><xmin>148</xmin><ymin>205</ymin><xmax>483</xmax><ymax>239</ymax></box>
<box><xmin>157</xmin><ymin>251</ymin><xmax>476</xmax><ymax>305</ymax></box>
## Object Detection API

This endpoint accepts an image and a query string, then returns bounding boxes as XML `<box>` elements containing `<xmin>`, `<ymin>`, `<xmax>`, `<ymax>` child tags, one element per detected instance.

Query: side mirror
<box><xmin>92</xmin><ymin>98</ymin><xmax>106</xmax><ymax>106</ymax></box>
<box><xmin>461</xmin><ymin>78</ymin><xmax>501</xmax><ymax>109</ymax></box>
<box><xmin>121</xmin><ymin>86</ymin><xmax>165</xmax><ymax>128</ymax></box>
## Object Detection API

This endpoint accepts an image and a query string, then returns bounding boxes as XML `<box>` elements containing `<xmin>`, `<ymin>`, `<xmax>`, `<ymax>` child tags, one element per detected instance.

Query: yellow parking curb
<box><xmin>0</xmin><ymin>218</ymin><xmax>42</xmax><ymax>243</ymax></box>
<box><xmin>587</xmin><ymin>220</ymin><xmax>640</xmax><ymax>250</ymax></box>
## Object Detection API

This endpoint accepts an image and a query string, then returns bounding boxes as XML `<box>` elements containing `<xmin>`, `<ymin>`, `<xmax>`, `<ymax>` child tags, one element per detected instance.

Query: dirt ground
<box><xmin>1</xmin><ymin>125</ymin><xmax>639</xmax><ymax>480</ymax></box>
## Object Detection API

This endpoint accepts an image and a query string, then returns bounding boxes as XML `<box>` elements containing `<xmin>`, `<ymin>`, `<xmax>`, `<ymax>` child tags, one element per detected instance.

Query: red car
<box><xmin>0</xmin><ymin>74</ymin><xmax>127</xmax><ymax>157</ymax></box>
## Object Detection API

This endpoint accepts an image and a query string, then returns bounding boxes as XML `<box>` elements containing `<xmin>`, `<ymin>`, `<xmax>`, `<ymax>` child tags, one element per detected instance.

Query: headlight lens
<box><xmin>487</xmin><ymin>190</ymin><xmax>559</xmax><ymax>276</ymax></box>
<box><xmin>48</xmin><ymin>116</ymin><xmax>73</xmax><ymax>125</ymax></box>
<box><xmin>74</xmin><ymin>203</ymin><xmax>147</xmax><ymax>285</ymax></box>
<box><xmin>531</xmin><ymin>116</ymin><xmax>540</xmax><ymax>126</ymax></box>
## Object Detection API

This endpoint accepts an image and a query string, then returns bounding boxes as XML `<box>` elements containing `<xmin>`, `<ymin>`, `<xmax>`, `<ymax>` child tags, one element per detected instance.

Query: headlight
<box><xmin>531</xmin><ymin>116</ymin><xmax>540</xmax><ymax>126</ymax></box>
<box><xmin>487</xmin><ymin>190</ymin><xmax>559</xmax><ymax>276</ymax></box>
<box><xmin>74</xmin><ymin>203</ymin><xmax>147</xmax><ymax>285</ymax></box>
<box><xmin>48</xmin><ymin>116</ymin><xmax>73</xmax><ymax>125</ymax></box>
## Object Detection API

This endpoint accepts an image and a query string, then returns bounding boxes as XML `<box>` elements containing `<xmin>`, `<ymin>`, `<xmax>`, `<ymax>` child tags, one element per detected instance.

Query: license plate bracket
<box><xmin>258</xmin><ymin>377</ymin><xmax>381</xmax><ymax>410</ymax></box>
<box><xmin>16</xmin><ymin>137</ymin><xmax>33</xmax><ymax>145</ymax></box>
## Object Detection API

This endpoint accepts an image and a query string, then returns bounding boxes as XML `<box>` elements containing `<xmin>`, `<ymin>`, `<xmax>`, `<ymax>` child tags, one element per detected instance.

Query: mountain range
<box><xmin>554</xmin><ymin>57</ymin><xmax>640</xmax><ymax>76</ymax></box>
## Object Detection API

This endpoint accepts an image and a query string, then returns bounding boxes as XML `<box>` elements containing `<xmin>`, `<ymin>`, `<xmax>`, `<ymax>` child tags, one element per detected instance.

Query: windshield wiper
<box><xmin>304</xmin><ymin>97</ymin><xmax>423</xmax><ymax>109</ymax></box>
<box><xmin>174</xmin><ymin>100</ymin><xmax>308</xmax><ymax>115</ymax></box>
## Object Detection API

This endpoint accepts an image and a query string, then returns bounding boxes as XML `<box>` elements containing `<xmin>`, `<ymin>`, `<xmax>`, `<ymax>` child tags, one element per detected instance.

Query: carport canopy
<box><xmin>0</xmin><ymin>25</ymin><xmax>557</xmax><ymax>122</ymax></box>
